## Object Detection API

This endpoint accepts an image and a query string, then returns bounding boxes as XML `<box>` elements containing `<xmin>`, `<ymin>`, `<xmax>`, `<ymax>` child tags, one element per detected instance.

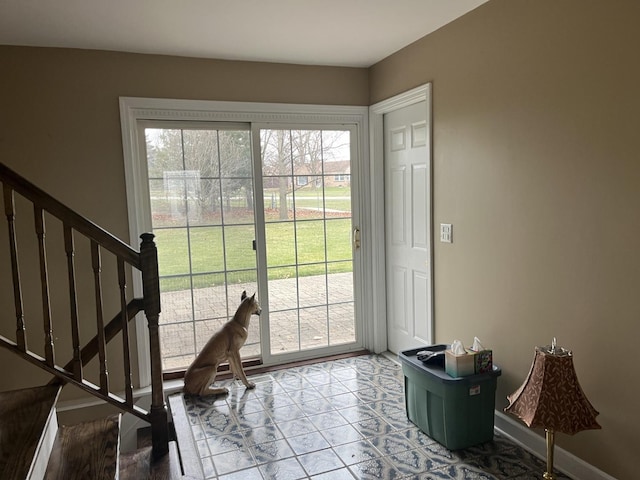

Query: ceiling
<box><xmin>0</xmin><ymin>0</ymin><xmax>487</xmax><ymax>68</ymax></box>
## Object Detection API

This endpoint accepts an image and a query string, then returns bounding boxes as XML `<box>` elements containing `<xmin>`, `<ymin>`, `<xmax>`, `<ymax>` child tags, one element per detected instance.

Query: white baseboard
<box><xmin>494</xmin><ymin>411</ymin><xmax>616</xmax><ymax>480</ymax></box>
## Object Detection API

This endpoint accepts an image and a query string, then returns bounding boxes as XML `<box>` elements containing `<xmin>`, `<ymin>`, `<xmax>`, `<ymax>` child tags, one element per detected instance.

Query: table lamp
<box><xmin>504</xmin><ymin>338</ymin><xmax>600</xmax><ymax>479</ymax></box>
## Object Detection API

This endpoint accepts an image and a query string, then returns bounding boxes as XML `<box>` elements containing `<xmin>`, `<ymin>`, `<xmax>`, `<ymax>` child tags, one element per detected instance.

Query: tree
<box><xmin>145</xmin><ymin>128</ymin><xmax>252</xmax><ymax>222</ymax></box>
<box><xmin>260</xmin><ymin>129</ymin><xmax>292</xmax><ymax>220</ymax></box>
<box><xmin>147</xmin><ymin>127</ymin><xmax>350</xmax><ymax>223</ymax></box>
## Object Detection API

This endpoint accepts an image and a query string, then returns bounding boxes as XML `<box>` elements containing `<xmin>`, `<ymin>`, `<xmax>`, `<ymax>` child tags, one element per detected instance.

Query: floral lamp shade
<box><xmin>505</xmin><ymin>341</ymin><xmax>601</xmax><ymax>479</ymax></box>
<box><xmin>505</xmin><ymin>344</ymin><xmax>600</xmax><ymax>434</ymax></box>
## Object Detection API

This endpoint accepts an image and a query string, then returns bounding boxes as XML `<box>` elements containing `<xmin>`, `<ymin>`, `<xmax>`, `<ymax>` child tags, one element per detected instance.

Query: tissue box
<box><xmin>474</xmin><ymin>350</ymin><xmax>493</xmax><ymax>374</ymax></box>
<box><xmin>445</xmin><ymin>350</ymin><xmax>476</xmax><ymax>377</ymax></box>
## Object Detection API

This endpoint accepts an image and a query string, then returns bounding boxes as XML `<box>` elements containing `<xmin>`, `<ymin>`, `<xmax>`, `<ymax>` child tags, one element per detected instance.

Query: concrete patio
<box><xmin>158</xmin><ymin>272</ymin><xmax>356</xmax><ymax>371</ymax></box>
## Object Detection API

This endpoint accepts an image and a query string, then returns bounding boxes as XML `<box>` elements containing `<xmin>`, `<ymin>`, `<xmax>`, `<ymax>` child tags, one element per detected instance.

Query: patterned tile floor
<box><xmin>173</xmin><ymin>354</ymin><xmax>571</xmax><ymax>479</ymax></box>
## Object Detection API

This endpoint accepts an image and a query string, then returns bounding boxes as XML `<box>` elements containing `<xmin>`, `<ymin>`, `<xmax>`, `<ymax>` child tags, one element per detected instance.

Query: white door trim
<box><xmin>368</xmin><ymin>84</ymin><xmax>433</xmax><ymax>353</ymax></box>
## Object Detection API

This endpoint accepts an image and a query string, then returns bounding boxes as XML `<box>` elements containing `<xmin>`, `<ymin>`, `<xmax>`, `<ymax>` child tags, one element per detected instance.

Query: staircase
<box><xmin>0</xmin><ymin>163</ymin><xmax>200</xmax><ymax>479</ymax></box>
<box><xmin>0</xmin><ymin>384</ymin><xmax>199</xmax><ymax>479</ymax></box>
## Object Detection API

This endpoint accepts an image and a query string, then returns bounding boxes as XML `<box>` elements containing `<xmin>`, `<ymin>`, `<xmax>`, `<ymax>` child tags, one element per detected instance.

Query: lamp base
<box><xmin>543</xmin><ymin>429</ymin><xmax>556</xmax><ymax>480</ymax></box>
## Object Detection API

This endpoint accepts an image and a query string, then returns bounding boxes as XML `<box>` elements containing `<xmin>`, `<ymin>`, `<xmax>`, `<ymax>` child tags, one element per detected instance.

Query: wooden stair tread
<box><xmin>0</xmin><ymin>384</ymin><xmax>61</xmax><ymax>480</ymax></box>
<box><xmin>45</xmin><ymin>414</ymin><xmax>121</xmax><ymax>480</ymax></box>
<box><xmin>120</xmin><ymin>441</ymin><xmax>187</xmax><ymax>480</ymax></box>
<box><xmin>119</xmin><ymin>446</ymin><xmax>152</xmax><ymax>479</ymax></box>
<box><xmin>168</xmin><ymin>394</ymin><xmax>205</xmax><ymax>479</ymax></box>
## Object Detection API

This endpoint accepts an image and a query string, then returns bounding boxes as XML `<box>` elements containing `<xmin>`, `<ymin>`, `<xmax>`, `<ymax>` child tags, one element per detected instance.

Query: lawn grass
<box><xmin>155</xmin><ymin>215</ymin><xmax>353</xmax><ymax>291</ymax></box>
<box><xmin>285</xmin><ymin>187</ymin><xmax>351</xmax><ymax>212</ymax></box>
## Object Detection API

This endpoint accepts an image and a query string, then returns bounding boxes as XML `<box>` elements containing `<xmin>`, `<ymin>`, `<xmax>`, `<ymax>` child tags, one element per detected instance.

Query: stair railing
<box><xmin>0</xmin><ymin>162</ymin><xmax>169</xmax><ymax>459</ymax></box>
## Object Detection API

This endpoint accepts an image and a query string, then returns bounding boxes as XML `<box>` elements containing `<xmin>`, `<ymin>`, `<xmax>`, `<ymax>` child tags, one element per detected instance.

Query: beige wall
<box><xmin>370</xmin><ymin>0</ymin><xmax>640</xmax><ymax>478</ymax></box>
<box><xmin>2</xmin><ymin>0</ymin><xmax>639</xmax><ymax>477</ymax></box>
<box><xmin>0</xmin><ymin>46</ymin><xmax>368</xmax><ymax>399</ymax></box>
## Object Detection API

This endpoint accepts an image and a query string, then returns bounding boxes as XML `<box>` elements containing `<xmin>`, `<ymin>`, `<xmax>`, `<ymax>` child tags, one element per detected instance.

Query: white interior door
<box><xmin>384</xmin><ymin>101</ymin><xmax>432</xmax><ymax>354</ymax></box>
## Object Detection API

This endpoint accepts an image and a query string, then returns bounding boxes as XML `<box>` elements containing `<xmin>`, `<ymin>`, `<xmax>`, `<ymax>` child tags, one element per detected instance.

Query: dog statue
<box><xmin>183</xmin><ymin>291</ymin><xmax>261</xmax><ymax>396</ymax></box>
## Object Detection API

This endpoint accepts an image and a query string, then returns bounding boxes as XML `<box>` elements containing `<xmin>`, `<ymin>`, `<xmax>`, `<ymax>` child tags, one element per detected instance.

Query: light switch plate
<box><xmin>440</xmin><ymin>223</ymin><xmax>453</xmax><ymax>243</ymax></box>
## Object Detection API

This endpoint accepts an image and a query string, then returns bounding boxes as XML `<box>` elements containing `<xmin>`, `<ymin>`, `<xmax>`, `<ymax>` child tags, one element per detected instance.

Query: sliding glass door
<box><xmin>259</xmin><ymin>128</ymin><xmax>357</xmax><ymax>359</ymax></box>
<box><xmin>138</xmin><ymin>120</ymin><xmax>361</xmax><ymax>372</ymax></box>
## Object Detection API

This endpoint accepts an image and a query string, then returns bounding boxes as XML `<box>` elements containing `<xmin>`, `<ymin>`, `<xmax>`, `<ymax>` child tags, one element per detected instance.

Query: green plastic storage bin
<box><xmin>399</xmin><ymin>346</ymin><xmax>501</xmax><ymax>450</ymax></box>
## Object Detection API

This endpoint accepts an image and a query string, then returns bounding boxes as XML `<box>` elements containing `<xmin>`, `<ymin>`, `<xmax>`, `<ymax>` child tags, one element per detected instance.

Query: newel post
<box><xmin>139</xmin><ymin>233</ymin><xmax>169</xmax><ymax>458</ymax></box>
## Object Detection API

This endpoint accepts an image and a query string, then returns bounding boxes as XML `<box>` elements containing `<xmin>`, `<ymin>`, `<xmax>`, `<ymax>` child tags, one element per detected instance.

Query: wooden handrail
<box><xmin>0</xmin><ymin>162</ymin><xmax>169</xmax><ymax>459</ymax></box>
<box><xmin>0</xmin><ymin>163</ymin><xmax>140</xmax><ymax>267</ymax></box>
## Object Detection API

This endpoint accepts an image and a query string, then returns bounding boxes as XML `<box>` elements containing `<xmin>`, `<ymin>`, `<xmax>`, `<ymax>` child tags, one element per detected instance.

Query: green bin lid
<box><xmin>399</xmin><ymin>346</ymin><xmax>501</xmax><ymax>384</ymax></box>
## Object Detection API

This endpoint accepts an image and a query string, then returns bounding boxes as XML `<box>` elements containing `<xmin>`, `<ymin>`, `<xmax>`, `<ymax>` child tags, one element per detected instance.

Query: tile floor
<box><xmin>176</xmin><ymin>354</ymin><xmax>571</xmax><ymax>479</ymax></box>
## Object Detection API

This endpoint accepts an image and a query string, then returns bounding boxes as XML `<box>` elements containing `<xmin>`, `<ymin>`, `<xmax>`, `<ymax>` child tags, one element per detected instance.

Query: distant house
<box><xmin>294</xmin><ymin>159</ymin><xmax>351</xmax><ymax>189</ymax></box>
<box><xmin>263</xmin><ymin>159</ymin><xmax>351</xmax><ymax>191</ymax></box>
<box><xmin>322</xmin><ymin>160</ymin><xmax>351</xmax><ymax>187</ymax></box>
